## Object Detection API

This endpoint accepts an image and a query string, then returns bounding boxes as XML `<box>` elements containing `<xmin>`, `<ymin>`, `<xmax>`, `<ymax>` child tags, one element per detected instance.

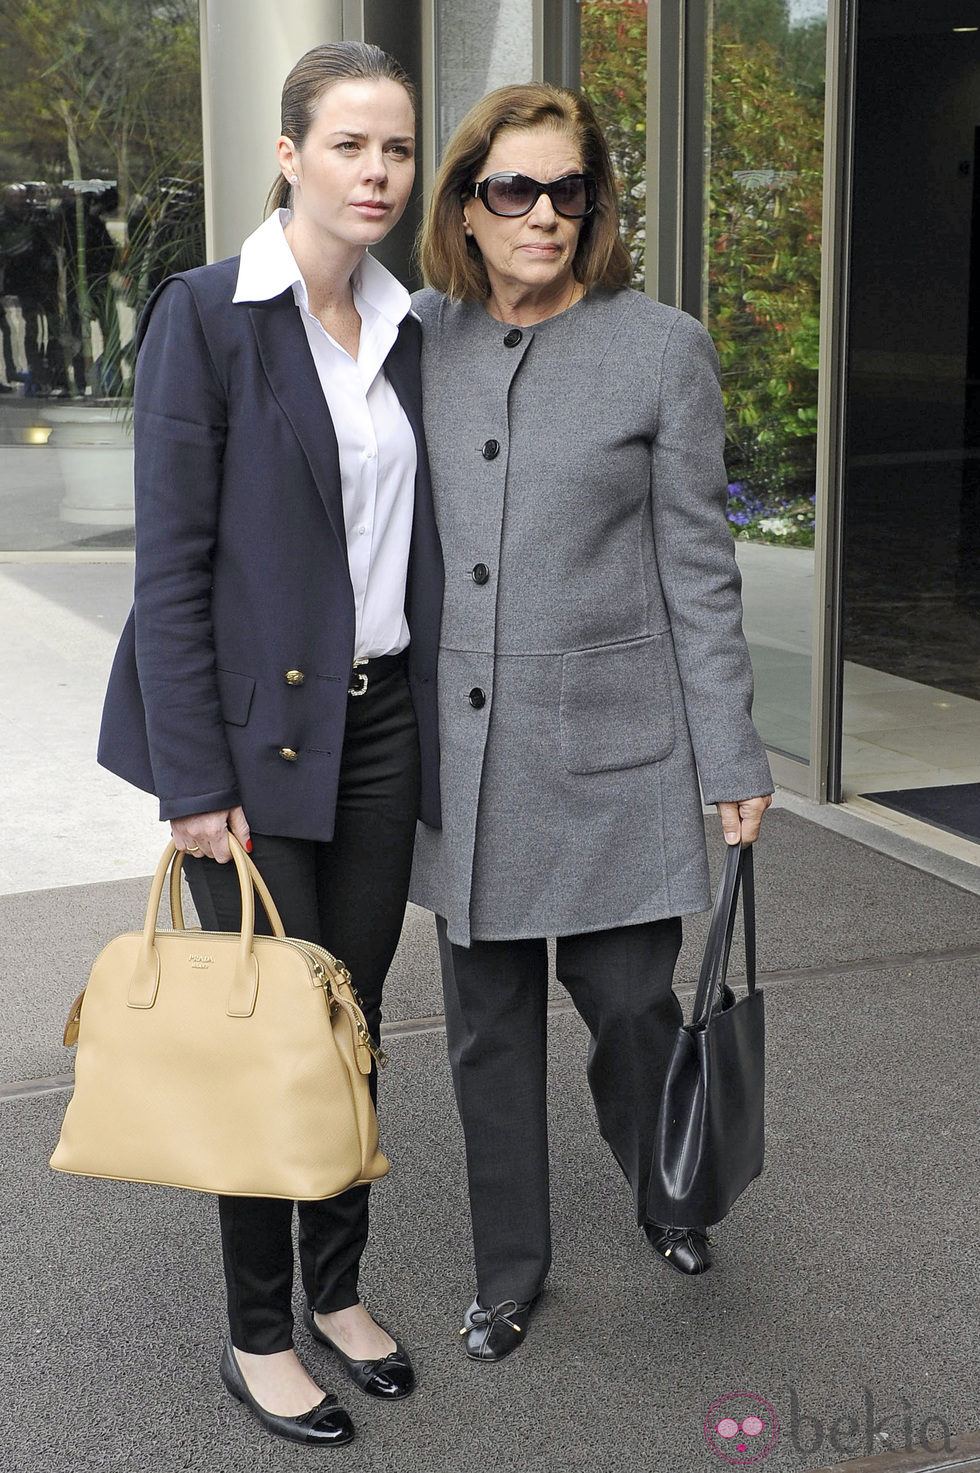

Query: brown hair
<box><xmin>266</xmin><ymin>42</ymin><xmax>418</xmax><ymax>215</ymax></box>
<box><xmin>420</xmin><ymin>83</ymin><xmax>632</xmax><ymax>301</ymax></box>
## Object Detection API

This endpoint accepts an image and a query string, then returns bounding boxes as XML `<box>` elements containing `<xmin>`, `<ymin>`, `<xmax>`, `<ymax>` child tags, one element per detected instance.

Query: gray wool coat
<box><xmin>409</xmin><ymin>285</ymin><xmax>773</xmax><ymax>947</ymax></box>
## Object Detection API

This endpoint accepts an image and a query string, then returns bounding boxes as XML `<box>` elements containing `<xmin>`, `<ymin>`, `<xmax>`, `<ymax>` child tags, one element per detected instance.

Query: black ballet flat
<box><xmin>644</xmin><ymin>1223</ymin><xmax>714</xmax><ymax>1275</ymax></box>
<box><xmin>219</xmin><ymin>1337</ymin><xmax>355</xmax><ymax>1446</ymax></box>
<box><xmin>460</xmin><ymin>1294</ymin><xmax>539</xmax><ymax>1362</ymax></box>
<box><xmin>303</xmin><ymin>1306</ymin><xmax>416</xmax><ymax>1400</ymax></box>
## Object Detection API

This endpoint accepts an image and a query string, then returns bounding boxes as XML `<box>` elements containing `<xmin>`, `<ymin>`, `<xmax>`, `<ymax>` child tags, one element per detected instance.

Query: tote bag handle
<box><xmin>689</xmin><ymin>843</ymin><xmax>756</xmax><ymax>1030</ymax></box>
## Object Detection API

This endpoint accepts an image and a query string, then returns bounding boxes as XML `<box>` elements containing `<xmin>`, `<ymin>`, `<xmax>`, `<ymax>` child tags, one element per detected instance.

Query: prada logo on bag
<box><xmin>188</xmin><ymin>954</ymin><xmax>214</xmax><ymax>969</ymax></box>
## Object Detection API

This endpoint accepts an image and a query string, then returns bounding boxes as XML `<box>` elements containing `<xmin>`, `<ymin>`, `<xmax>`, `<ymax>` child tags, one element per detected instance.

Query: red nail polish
<box><xmin>245</xmin><ymin>839</ymin><xmax>253</xmax><ymax>853</ymax></box>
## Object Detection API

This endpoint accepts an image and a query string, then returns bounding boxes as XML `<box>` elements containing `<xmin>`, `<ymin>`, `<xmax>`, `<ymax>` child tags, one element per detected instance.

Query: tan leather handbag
<box><xmin>50</xmin><ymin>836</ymin><xmax>389</xmax><ymax>1199</ymax></box>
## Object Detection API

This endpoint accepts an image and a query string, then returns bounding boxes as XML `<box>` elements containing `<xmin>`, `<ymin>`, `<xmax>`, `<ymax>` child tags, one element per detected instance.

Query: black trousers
<box><xmin>186</xmin><ymin>666</ymin><xmax>420</xmax><ymax>1354</ymax></box>
<box><xmin>436</xmin><ymin>915</ymin><xmax>685</xmax><ymax>1306</ymax></box>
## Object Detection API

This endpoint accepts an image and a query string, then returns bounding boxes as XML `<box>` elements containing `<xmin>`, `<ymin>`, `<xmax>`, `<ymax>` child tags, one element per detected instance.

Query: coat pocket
<box><xmin>215</xmin><ymin>668</ymin><xmax>256</xmax><ymax>727</ymax></box>
<box><xmin>559</xmin><ymin>634</ymin><xmax>675</xmax><ymax>774</ymax></box>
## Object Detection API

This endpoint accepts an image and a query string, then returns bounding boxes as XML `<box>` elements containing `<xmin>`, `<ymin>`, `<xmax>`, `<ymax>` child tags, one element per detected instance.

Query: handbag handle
<box><xmin>690</xmin><ymin>842</ymin><xmax>756</xmax><ymax>1029</ymax></box>
<box><xmin>168</xmin><ymin>836</ymin><xmax>287</xmax><ymax>939</ymax></box>
<box><xmin>127</xmin><ymin>835</ymin><xmax>273</xmax><ymax>1018</ymax></box>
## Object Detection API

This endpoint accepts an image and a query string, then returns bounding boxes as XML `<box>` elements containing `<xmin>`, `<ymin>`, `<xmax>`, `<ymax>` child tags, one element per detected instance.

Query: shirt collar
<box><xmin>232</xmin><ymin>209</ymin><xmax>410</xmax><ymax>327</ymax></box>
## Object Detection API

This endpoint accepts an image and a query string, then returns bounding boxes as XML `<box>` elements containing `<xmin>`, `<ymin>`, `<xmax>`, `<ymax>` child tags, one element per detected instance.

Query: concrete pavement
<box><xmin>1</xmin><ymin>560</ymin><xmax>979</xmax><ymax>1473</ymax></box>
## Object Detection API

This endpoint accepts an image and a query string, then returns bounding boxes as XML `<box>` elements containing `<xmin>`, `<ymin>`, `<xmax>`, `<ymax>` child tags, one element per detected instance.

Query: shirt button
<box><xmin>468</xmin><ymin>688</ymin><xmax>486</xmax><ymax>709</ymax></box>
<box><xmin>472</xmin><ymin>563</ymin><xmax>490</xmax><ymax>585</ymax></box>
<box><xmin>284</xmin><ymin>670</ymin><xmax>305</xmax><ymax>686</ymax></box>
<box><xmin>358</xmin><ymin>525</ymin><xmax>367</xmax><ymax>535</ymax></box>
<box><xmin>481</xmin><ymin>439</ymin><xmax>500</xmax><ymax>460</ymax></box>
<box><xmin>503</xmin><ymin>329</ymin><xmax>522</xmax><ymax>348</ymax></box>
<box><xmin>278</xmin><ymin>746</ymin><xmax>298</xmax><ymax>761</ymax></box>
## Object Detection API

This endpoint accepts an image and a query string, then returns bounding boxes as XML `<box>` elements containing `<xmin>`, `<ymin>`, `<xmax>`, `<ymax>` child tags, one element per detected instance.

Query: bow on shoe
<box><xmin>461</xmin><ymin>1299</ymin><xmax>522</xmax><ymax>1336</ymax></box>
<box><xmin>459</xmin><ymin>1296</ymin><xmax>537</xmax><ymax>1362</ymax></box>
<box><xmin>644</xmin><ymin>1223</ymin><xmax>714</xmax><ymax>1275</ymax></box>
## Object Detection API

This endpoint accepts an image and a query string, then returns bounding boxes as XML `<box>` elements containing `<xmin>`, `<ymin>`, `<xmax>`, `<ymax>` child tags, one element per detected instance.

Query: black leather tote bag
<box><xmin>647</xmin><ymin>843</ymin><xmax>764</xmax><ymax>1229</ymax></box>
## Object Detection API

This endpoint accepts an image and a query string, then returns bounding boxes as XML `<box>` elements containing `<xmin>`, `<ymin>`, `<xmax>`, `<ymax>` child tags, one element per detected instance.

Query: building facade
<box><xmin>3</xmin><ymin>0</ymin><xmax>979</xmax><ymax>850</ymax></box>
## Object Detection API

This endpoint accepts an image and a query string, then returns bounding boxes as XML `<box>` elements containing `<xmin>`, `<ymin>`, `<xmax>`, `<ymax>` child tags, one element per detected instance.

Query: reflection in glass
<box><xmin>580</xmin><ymin>1</ymin><xmax>647</xmax><ymax>288</ymax></box>
<box><xmin>703</xmin><ymin>0</ymin><xmax>828</xmax><ymax>761</ymax></box>
<box><xmin>0</xmin><ymin>1</ymin><xmax>203</xmax><ymax>552</ymax></box>
<box><xmin>435</xmin><ymin>0</ymin><xmax>535</xmax><ymax>156</ymax></box>
<box><xmin>841</xmin><ymin>0</ymin><xmax>980</xmax><ymax>803</ymax></box>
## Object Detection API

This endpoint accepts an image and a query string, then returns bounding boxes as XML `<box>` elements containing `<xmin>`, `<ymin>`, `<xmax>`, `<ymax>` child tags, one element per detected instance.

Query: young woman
<box><xmin>99</xmin><ymin>43</ymin><xmax>442</xmax><ymax>1444</ymax></box>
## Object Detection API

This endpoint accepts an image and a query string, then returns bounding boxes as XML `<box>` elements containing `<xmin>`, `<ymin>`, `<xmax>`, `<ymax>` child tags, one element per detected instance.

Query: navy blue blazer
<box><xmin>98</xmin><ymin>258</ymin><xmax>443</xmax><ymax>838</ymax></box>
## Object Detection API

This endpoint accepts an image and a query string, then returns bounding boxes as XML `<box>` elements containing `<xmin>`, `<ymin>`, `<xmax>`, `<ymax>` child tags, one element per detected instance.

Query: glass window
<box><xmin>580</xmin><ymin>0</ymin><xmax>648</xmax><ymax>289</ymax></box>
<box><xmin>702</xmin><ymin>0</ymin><xmax>828</xmax><ymax>762</ymax></box>
<box><xmin>0</xmin><ymin>0</ymin><xmax>204</xmax><ymax>553</ymax></box>
<box><xmin>839</xmin><ymin>0</ymin><xmax>980</xmax><ymax>807</ymax></box>
<box><xmin>434</xmin><ymin>0</ymin><xmax>535</xmax><ymax>157</ymax></box>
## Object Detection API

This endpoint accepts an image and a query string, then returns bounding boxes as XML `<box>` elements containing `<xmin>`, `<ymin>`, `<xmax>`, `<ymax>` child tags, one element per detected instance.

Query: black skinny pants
<box><xmin>437</xmin><ymin>915</ymin><xmax>685</xmax><ymax>1306</ymax></box>
<box><xmin>185</xmin><ymin>667</ymin><xmax>420</xmax><ymax>1354</ymax></box>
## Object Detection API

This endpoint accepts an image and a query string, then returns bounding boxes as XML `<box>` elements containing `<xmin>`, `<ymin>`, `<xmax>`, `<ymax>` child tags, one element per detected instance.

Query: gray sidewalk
<box><xmin>1</xmin><ymin>561</ymin><xmax>979</xmax><ymax>1473</ymax></box>
<box><xmin>2</xmin><ymin>809</ymin><xmax>979</xmax><ymax>1473</ymax></box>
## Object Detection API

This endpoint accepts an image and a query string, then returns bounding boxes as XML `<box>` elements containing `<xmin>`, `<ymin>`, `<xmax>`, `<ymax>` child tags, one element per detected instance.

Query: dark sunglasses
<box><xmin>467</xmin><ymin>171</ymin><xmax>597</xmax><ymax>219</ymax></box>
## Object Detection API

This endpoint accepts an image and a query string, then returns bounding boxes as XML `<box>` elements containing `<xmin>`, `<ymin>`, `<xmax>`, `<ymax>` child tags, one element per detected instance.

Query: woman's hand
<box><xmin>715</xmin><ymin>795</ymin><xmax>772</xmax><ymax>847</ymax></box>
<box><xmin>171</xmin><ymin>805</ymin><xmax>251</xmax><ymax>863</ymax></box>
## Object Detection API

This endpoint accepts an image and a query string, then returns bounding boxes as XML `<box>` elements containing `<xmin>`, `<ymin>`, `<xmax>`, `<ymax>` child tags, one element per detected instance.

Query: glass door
<box><xmin>698</xmin><ymin>0</ymin><xmax>831</xmax><ymax>770</ymax></box>
<box><xmin>839</xmin><ymin>0</ymin><xmax>980</xmax><ymax>844</ymax></box>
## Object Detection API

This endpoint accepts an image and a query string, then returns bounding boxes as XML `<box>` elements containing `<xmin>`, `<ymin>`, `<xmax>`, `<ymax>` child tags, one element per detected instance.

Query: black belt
<box><xmin>348</xmin><ymin>649</ymin><xmax>407</xmax><ymax>697</ymax></box>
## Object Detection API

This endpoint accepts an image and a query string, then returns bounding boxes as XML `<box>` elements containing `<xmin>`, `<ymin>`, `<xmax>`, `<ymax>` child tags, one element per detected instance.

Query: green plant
<box><xmin>580</xmin><ymin>1</ymin><xmax>648</xmax><ymax>287</ymax></box>
<box><xmin>581</xmin><ymin>1</ymin><xmax>826</xmax><ymax>547</ymax></box>
<box><xmin>707</xmin><ymin>19</ymin><xmax>826</xmax><ymax>544</ymax></box>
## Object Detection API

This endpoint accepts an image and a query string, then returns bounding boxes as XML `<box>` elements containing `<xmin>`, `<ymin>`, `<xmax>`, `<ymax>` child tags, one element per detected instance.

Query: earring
<box><xmin>289</xmin><ymin>174</ymin><xmax>299</xmax><ymax>184</ymax></box>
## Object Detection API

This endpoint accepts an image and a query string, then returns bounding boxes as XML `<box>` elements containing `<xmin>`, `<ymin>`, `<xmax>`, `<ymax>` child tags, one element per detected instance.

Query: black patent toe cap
<box><xmin>363</xmin><ymin>1352</ymin><xmax>416</xmax><ymax>1399</ymax></box>
<box><xmin>297</xmin><ymin>1400</ymin><xmax>356</xmax><ymax>1443</ymax></box>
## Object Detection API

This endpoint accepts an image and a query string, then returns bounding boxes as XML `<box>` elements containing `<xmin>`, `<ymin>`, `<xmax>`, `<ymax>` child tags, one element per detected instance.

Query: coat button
<box><xmin>481</xmin><ymin>439</ymin><xmax>500</xmax><ymax>460</ymax></box>
<box><xmin>503</xmin><ymin>328</ymin><xmax>522</xmax><ymax>348</ymax></box>
<box><xmin>468</xmin><ymin>688</ymin><xmax>486</xmax><ymax>709</ymax></box>
<box><xmin>472</xmin><ymin>563</ymin><xmax>490</xmax><ymax>585</ymax></box>
<box><xmin>278</xmin><ymin>746</ymin><xmax>298</xmax><ymax>761</ymax></box>
<box><xmin>284</xmin><ymin>669</ymin><xmax>305</xmax><ymax>686</ymax></box>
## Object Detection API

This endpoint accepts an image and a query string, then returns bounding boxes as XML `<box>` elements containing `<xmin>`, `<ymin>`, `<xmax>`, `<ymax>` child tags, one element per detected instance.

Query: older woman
<box><xmin>411</xmin><ymin>83</ymin><xmax>773</xmax><ymax>1362</ymax></box>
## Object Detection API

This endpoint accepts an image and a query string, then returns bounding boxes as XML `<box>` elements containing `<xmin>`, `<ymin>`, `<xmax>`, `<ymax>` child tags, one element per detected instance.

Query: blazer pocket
<box><xmin>216</xmin><ymin>668</ymin><xmax>256</xmax><ymax>727</ymax></box>
<box><xmin>559</xmin><ymin>635</ymin><xmax>675</xmax><ymax>774</ymax></box>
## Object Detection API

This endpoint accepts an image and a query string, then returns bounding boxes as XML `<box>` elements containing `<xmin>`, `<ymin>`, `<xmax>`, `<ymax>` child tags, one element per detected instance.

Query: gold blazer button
<box><xmin>278</xmin><ymin>746</ymin><xmax>298</xmax><ymax>761</ymax></box>
<box><xmin>285</xmin><ymin>669</ymin><xmax>305</xmax><ymax>685</ymax></box>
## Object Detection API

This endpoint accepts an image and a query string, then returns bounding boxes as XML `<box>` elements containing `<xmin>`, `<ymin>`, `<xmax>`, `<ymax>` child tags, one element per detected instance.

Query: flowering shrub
<box><xmin>727</xmin><ymin>484</ymin><xmax>816</xmax><ymax>546</ymax></box>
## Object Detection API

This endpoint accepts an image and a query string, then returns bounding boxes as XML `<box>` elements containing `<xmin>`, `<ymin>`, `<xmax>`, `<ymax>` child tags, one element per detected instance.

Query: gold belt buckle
<box><xmin>348</xmin><ymin>658</ymin><xmax>368</xmax><ymax>697</ymax></box>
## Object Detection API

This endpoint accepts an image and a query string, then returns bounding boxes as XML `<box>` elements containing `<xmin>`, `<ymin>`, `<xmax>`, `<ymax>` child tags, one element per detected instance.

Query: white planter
<box><xmin>46</xmin><ymin>404</ymin><xmax>135</xmax><ymax>527</ymax></box>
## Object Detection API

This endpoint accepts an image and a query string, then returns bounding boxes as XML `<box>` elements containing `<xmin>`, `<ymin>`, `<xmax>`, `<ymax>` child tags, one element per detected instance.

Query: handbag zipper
<box><xmin>280</xmin><ymin>936</ymin><xmax>389</xmax><ymax>1070</ymax></box>
<box><xmin>297</xmin><ymin>947</ymin><xmax>389</xmax><ymax>1070</ymax></box>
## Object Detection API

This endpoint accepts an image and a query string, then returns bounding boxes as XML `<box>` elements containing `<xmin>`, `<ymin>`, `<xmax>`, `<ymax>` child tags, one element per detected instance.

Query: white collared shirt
<box><xmin>233</xmin><ymin>210</ymin><xmax>416</xmax><ymax>659</ymax></box>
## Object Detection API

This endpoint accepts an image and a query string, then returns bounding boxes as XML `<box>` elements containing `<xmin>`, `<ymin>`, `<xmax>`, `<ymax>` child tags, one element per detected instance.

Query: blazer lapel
<box><xmin>248</xmin><ymin>292</ymin><xmax>348</xmax><ymax>553</ymax></box>
<box><xmin>383</xmin><ymin>316</ymin><xmax>426</xmax><ymax>451</ymax></box>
